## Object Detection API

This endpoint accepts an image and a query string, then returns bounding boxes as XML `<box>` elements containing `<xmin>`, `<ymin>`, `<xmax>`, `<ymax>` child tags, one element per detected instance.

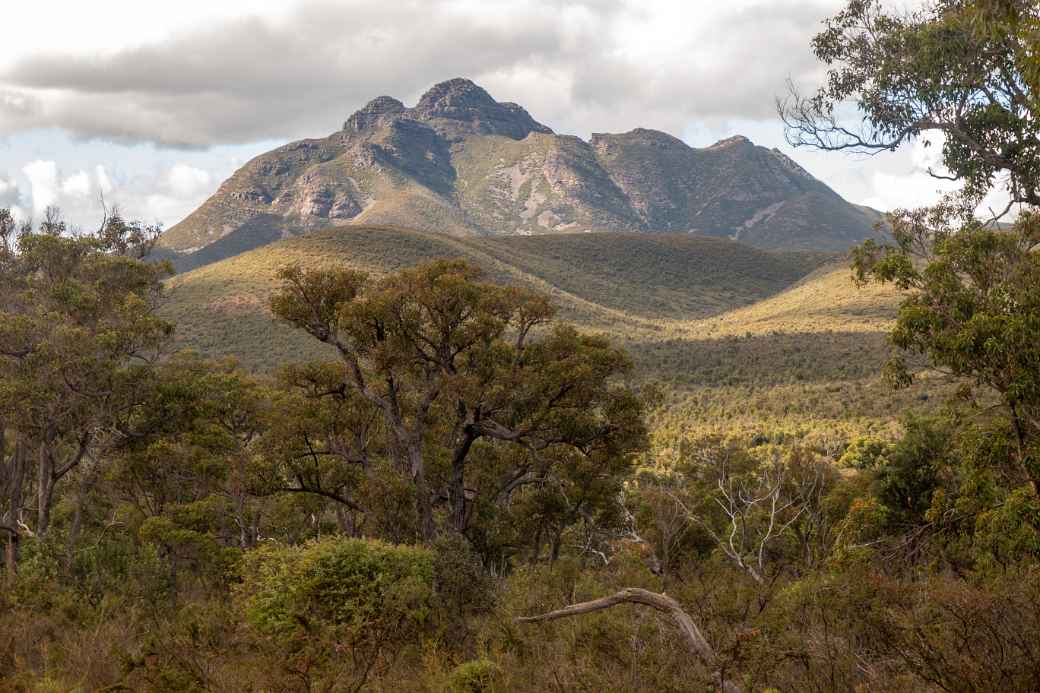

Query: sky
<box><xmin>0</xmin><ymin>0</ymin><xmax>967</xmax><ymax>231</ymax></box>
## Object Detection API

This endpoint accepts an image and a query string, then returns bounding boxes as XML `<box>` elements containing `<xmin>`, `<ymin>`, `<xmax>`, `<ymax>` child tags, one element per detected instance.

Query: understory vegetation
<box><xmin>4</xmin><ymin>0</ymin><xmax>1040</xmax><ymax>691</ymax></box>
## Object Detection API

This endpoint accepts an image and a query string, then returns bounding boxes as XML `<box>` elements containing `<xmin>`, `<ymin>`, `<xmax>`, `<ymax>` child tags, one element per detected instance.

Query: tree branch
<box><xmin>518</xmin><ymin>587</ymin><xmax>742</xmax><ymax>693</ymax></box>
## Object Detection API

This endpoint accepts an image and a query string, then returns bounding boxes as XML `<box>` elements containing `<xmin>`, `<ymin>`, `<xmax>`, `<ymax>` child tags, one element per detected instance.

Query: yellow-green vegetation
<box><xmin>161</xmin><ymin>225</ymin><xmax>836</xmax><ymax>367</ymax></box>
<box><xmin>684</xmin><ymin>262</ymin><xmax>899</xmax><ymax>337</ymax></box>
<box><xmin>162</xmin><ymin>225</ymin><xmax>912</xmax><ymax>448</ymax></box>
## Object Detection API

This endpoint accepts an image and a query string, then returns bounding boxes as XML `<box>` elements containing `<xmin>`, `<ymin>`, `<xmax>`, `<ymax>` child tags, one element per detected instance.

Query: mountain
<box><xmin>161</xmin><ymin>225</ymin><xmax>832</xmax><ymax>373</ymax></box>
<box><xmin>158</xmin><ymin>78</ymin><xmax>884</xmax><ymax>268</ymax></box>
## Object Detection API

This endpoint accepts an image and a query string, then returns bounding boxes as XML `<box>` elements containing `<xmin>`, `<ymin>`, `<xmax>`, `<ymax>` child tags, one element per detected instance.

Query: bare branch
<box><xmin>518</xmin><ymin>587</ymin><xmax>742</xmax><ymax>693</ymax></box>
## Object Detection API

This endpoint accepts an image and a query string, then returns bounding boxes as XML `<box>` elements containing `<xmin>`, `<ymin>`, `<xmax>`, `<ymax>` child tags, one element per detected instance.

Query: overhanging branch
<box><xmin>518</xmin><ymin>587</ymin><xmax>743</xmax><ymax>693</ymax></box>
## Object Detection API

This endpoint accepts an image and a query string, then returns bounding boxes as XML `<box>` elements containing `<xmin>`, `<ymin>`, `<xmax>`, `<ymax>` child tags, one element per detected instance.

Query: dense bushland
<box><xmin>4</xmin><ymin>0</ymin><xmax>1040</xmax><ymax>690</ymax></box>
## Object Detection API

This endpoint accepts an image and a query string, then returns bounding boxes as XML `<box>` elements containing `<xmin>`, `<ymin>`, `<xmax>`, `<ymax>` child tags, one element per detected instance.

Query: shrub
<box><xmin>238</xmin><ymin>536</ymin><xmax>434</xmax><ymax>690</ymax></box>
<box><xmin>241</xmin><ymin>536</ymin><xmax>433</xmax><ymax>635</ymax></box>
<box><xmin>449</xmin><ymin>658</ymin><xmax>500</xmax><ymax>692</ymax></box>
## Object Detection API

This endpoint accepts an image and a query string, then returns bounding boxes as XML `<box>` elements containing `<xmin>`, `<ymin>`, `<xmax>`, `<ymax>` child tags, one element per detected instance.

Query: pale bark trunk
<box><xmin>518</xmin><ymin>587</ymin><xmax>743</xmax><ymax>693</ymax></box>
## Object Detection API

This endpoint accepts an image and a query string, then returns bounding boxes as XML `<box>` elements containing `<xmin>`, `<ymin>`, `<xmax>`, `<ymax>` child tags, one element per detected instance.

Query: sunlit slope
<box><xmin>686</xmin><ymin>262</ymin><xmax>901</xmax><ymax>338</ymax></box>
<box><xmin>626</xmin><ymin>262</ymin><xmax>904</xmax><ymax>388</ymax></box>
<box><xmin>161</xmin><ymin>226</ymin><xmax>830</xmax><ymax>371</ymax></box>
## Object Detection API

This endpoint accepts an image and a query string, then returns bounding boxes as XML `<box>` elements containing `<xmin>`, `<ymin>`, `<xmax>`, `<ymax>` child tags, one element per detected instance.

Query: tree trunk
<box><xmin>335</xmin><ymin>505</ymin><xmax>357</xmax><ymax>537</ymax></box>
<box><xmin>518</xmin><ymin>587</ymin><xmax>743</xmax><ymax>693</ymax></box>
<box><xmin>1</xmin><ymin>439</ymin><xmax>26</xmax><ymax>575</ymax></box>
<box><xmin>36</xmin><ymin>446</ymin><xmax>55</xmax><ymax>537</ymax></box>
<box><xmin>3</xmin><ymin>529</ymin><xmax>17</xmax><ymax>576</ymax></box>
<box><xmin>64</xmin><ymin>464</ymin><xmax>101</xmax><ymax>572</ymax></box>
<box><xmin>409</xmin><ymin>446</ymin><xmax>434</xmax><ymax>541</ymax></box>
<box><xmin>449</xmin><ymin>431</ymin><xmax>477</xmax><ymax>533</ymax></box>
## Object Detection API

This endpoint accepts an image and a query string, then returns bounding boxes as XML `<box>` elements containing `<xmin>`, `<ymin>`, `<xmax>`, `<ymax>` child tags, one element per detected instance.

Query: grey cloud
<box><xmin>0</xmin><ymin>174</ymin><xmax>22</xmax><ymax>209</ymax></box>
<box><xmin>0</xmin><ymin>0</ymin><xmax>840</xmax><ymax>148</ymax></box>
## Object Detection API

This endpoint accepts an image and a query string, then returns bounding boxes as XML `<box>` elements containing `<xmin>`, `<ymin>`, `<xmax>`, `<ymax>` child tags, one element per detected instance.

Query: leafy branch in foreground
<box><xmin>779</xmin><ymin>0</ymin><xmax>1040</xmax><ymax>211</ymax></box>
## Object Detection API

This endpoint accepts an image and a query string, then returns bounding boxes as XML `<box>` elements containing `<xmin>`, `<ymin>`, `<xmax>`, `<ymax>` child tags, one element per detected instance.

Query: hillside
<box><xmin>158</xmin><ymin>78</ymin><xmax>885</xmax><ymax>270</ymax></box>
<box><xmin>162</xmin><ymin>225</ymin><xmax>927</xmax><ymax>448</ymax></box>
<box><xmin>161</xmin><ymin>226</ymin><xmax>831</xmax><ymax>371</ymax></box>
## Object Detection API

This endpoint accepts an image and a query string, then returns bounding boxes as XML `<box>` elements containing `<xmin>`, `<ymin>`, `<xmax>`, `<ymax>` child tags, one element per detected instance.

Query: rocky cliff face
<box><xmin>159</xmin><ymin>78</ymin><xmax>883</xmax><ymax>266</ymax></box>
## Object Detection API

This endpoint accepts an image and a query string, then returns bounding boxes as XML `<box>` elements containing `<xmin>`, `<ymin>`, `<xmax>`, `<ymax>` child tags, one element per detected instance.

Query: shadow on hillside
<box><xmin>627</xmin><ymin>330</ymin><xmax>893</xmax><ymax>387</ymax></box>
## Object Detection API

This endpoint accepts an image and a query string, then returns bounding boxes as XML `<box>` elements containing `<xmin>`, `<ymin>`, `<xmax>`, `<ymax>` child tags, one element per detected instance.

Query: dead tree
<box><xmin>674</xmin><ymin>451</ymin><xmax>820</xmax><ymax>584</ymax></box>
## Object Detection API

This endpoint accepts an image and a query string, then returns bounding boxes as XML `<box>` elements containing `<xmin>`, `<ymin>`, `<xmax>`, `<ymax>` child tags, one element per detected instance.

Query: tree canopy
<box><xmin>269</xmin><ymin>259</ymin><xmax>648</xmax><ymax>545</ymax></box>
<box><xmin>780</xmin><ymin>0</ymin><xmax>1040</xmax><ymax>212</ymax></box>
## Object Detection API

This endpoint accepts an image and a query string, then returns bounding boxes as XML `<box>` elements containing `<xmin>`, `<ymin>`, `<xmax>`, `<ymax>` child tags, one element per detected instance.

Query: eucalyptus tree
<box><xmin>271</xmin><ymin>259</ymin><xmax>647</xmax><ymax>543</ymax></box>
<box><xmin>0</xmin><ymin>207</ymin><xmax>171</xmax><ymax>572</ymax></box>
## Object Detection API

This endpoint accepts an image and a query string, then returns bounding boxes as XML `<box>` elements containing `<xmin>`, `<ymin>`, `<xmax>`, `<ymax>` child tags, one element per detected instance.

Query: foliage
<box><xmin>448</xmin><ymin>658</ymin><xmax>500</xmax><ymax>693</ymax></box>
<box><xmin>240</xmin><ymin>536</ymin><xmax>434</xmax><ymax>691</ymax></box>
<box><xmin>5</xmin><ymin>22</ymin><xmax>1040</xmax><ymax>682</ymax></box>
<box><xmin>781</xmin><ymin>0</ymin><xmax>1040</xmax><ymax>210</ymax></box>
<box><xmin>240</xmin><ymin>536</ymin><xmax>433</xmax><ymax>635</ymax></box>
<box><xmin>270</xmin><ymin>258</ymin><xmax>648</xmax><ymax>544</ymax></box>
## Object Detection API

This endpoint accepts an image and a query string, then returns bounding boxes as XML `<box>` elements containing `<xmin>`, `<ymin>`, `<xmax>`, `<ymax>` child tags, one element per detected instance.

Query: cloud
<box><xmin>860</xmin><ymin>133</ymin><xmax>1013</xmax><ymax>216</ymax></box>
<box><xmin>0</xmin><ymin>174</ymin><xmax>20</xmax><ymax>207</ymax></box>
<box><xmin>22</xmin><ymin>160</ymin><xmax>59</xmax><ymax>216</ymax></box>
<box><xmin>0</xmin><ymin>0</ymin><xmax>841</xmax><ymax>147</ymax></box>
<box><xmin>61</xmin><ymin>170</ymin><xmax>91</xmax><ymax>197</ymax></box>
<box><xmin>3</xmin><ymin>159</ymin><xmax>220</xmax><ymax>229</ymax></box>
<box><xmin>95</xmin><ymin>165</ymin><xmax>113</xmax><ymax>195</ymax></box>
<box><xmin>166</xmin><ymin>164</ymin><xmax>212</xmax><ymax>197</ymax></box>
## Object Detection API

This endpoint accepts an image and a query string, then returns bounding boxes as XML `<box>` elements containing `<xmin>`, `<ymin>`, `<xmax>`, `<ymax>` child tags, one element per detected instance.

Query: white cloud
<box><xmin>863</xmin><ymin>170</ymin><xmax>955</xmax><ymax>212</ymax></box>
<box><xmin>7</xmin><ymin>159</ymin><xmax>220</xmax><ymax>228</ymax></box>
<box><xmin>0</xmin><ymin>174</ymin><xmax>20</xmax><ymax>208</ymax></box>
<box><xmin>860</xmin><ymin>133</ymin><xmax>1014</xmax><ymax>217</ymax></box>
<box><xmin>22</xmin><ymin>160</ymin><xmax>59</xmax><ymax>216</ymax></box>
<box><xmin>61</xmin><ymin>170</ymin><xmax>91</xmax><ymax>197</ymax></box>
<box><xmin>95</xmin><ymin>165</ymin><xmax>114</xmax><ymax>195</ymax></box>
<box><xmin>166</xmin><ymin>164</ymin><xmax>212</xmax><ymax>197</ymax></box>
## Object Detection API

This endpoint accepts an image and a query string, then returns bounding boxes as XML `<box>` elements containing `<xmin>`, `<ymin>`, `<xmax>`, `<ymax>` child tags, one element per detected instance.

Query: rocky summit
<box><xmin>158</xmin><ymin>78</ymin><xmax>884</xmax><ymax>268</ymax></box>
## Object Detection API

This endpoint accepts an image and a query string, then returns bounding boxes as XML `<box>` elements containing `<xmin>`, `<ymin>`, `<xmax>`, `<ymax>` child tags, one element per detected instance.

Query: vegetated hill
<box><xmin>685</xmin><ymin>262</ymin><xmax>901</xmax><ymax>338</ymax></box>
<box><xmin>160</xmin><ymin>225</ymin><xmax>830</xmax><ymax>372</ymax></box>
<box><xmin>158</xmin><ymin>78</ymin><xmax>885</xmax><ymax>270</ymax></box>
<box><xmin>163</xmin><ymin>224</ymin><xmax>927</xmax><ymax>445</ymax></box>
<box><xmin>635</xmin><ymin>261</ymin><xmax>904</xmax><ymax>389</ymax></box>
<box><xmin>637</xmin><ymin>261</ymin><xmax>936</xmax><ymax>449</ymax></box>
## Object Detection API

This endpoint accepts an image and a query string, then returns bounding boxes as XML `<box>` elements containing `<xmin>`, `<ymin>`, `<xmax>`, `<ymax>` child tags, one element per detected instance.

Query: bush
<box><xmin>238</xmin><ymin>536</ymin><xmax>434</xmax><ymax>690</ymax></box>
<box><xmin>449</xmin><ymin>658</ymin><xmax>500</xmax><ymax>692</ymax></box>
<box><xmin>240</xmin><ymin>536</ymin><xmax>433</xmax><ymax>635</ymax></box>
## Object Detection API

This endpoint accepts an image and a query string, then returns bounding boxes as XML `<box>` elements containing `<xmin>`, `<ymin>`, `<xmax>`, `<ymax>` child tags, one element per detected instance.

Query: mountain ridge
<box><xmin>159</xmin><ymin>78</ymin><xmax>885</xmax><ymax>268</ymax></box>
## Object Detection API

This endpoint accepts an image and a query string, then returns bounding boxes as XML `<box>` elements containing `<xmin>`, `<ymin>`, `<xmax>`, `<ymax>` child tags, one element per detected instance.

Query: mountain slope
<box><xmin>159</xmin><ymin>79</ymin><xmax>885</xmax><ymax>268</ymax></box>
<box><xmin>161</xmin><ymin>226</ymin><xmax>831</xmax><ymax>372</ymax></box>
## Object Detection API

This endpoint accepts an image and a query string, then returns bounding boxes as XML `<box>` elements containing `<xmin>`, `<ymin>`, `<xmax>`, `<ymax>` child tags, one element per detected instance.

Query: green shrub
<box><xmin>449</xmin><ymin>658</ymin><xmax>500</xmax><ymax>692</ymax></box>
<box><xmin>238</xmin><ymin>536</ymin><xmax>435</xmax><ymax>690</ymax></box>
<box><xmin>240</xmin><ymin>536</ymin><xmax>433</xmax><ymax>636</ymax></box>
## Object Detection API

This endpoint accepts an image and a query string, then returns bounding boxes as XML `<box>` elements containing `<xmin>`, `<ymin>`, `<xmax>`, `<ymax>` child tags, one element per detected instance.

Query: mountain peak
<box><xmin>162</xmin><ymin>79</ymin><xmax>883</xmax><ymax>262</ymax></box>
<box><xmin>412</xmin><ymin>77</ymin><xmax>552</xmax><ymax>140</ymax></box>
<box><xmin>415</xmin><ymin>78</ymin><xmax>497</xmax><ymax>113</ymax></box>
<box><xmin>344</xmin><ymin>95</ymin><xmax>406</xmax><ymax>131</ymax></box>
<box><xmin>340</xmin><ymin>79</ymin><xmax>553</xmax><ymax>140</ymax></box>
<box><xmin>708</xmin><ymin>135</ymin><xmax>753</xmax><ymax>150</ymax></box>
